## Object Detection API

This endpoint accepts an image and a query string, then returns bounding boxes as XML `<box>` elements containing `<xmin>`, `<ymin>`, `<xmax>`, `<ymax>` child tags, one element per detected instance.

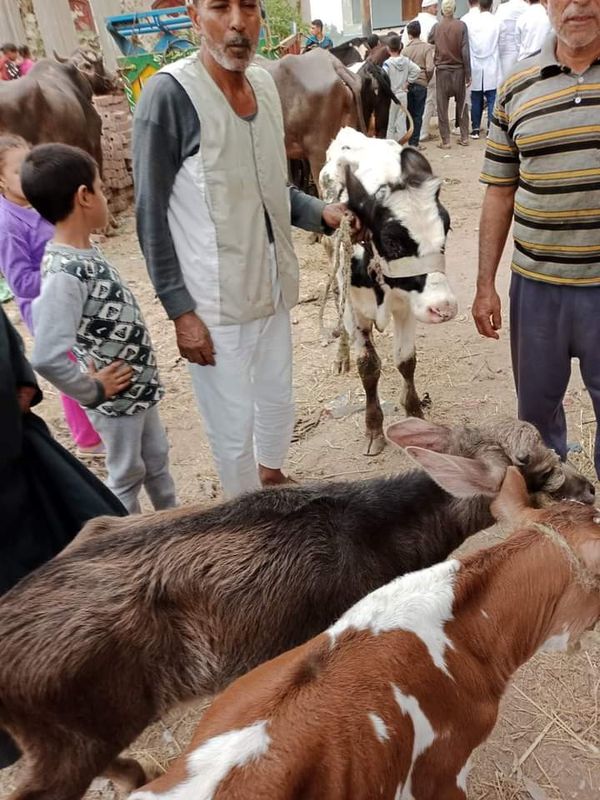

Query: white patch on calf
<box><xmin>348</xmin><ymin>283</ymin><xmax>392</xmax><ymax>334</ymax></box>
<box><xmin>130</xmin><ymin>721</ymin><xmax>271</xmax><ymax>800</ymax></box>
<box><xmin>320</xmin><ymin>127</ymin><xmax>403</xmax><ymax>202</ymax></box>
<box><xmin>539</xmin><ymin>630</ymin><xmax>570</xmax><ymax>653</ymax></box>
<box><xmin>328</xmin><ymin>560</ymin><xmax>460</xmax><ymax>677</ymax></box>
<box><xmin>386</xmin><ymin>179</ymin><xmax>445</xmax><ymax>255</ymax></box>
<box><xmin>392</xmin><ymin>687</ymin><xmax>436</xmax><ymax>799</ymax></box>
<box><xmin>457</xmin><ymin>757</ymin><xmax>472</xmax><ymax>791</ymax></box>
<box><xmin>368</xmin><ymin>712</ymin><xmax>389</xmax><ymax>743</ymax></box>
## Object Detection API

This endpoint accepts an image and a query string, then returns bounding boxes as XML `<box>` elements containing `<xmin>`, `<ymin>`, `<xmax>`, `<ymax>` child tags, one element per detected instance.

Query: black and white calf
<box><xmin>320</xmin><ymin>128</ymin><xmax>458</xmax><ymax>455</ymax></box>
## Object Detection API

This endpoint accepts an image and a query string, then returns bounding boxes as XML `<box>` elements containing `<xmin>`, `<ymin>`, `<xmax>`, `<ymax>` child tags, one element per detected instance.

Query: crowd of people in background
<box><xmin>0</xmin><ymin>42</ymin><xmax>35</xmax><ymax>80</ymax></box>
<box><xmin>384</xmin><ymin>0</ymin><xmax>553</xmax><ymax>149</ymax></box>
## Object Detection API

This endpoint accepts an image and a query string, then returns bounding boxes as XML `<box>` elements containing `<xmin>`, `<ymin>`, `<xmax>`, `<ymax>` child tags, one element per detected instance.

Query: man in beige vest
<box><xmin>133</xmin><ymin>0</ymin><xmax>348</xmax><ymax>497</ymax></box>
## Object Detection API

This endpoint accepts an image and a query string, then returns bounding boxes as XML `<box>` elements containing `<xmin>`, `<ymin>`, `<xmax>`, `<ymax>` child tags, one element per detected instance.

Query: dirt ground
<box><xmin>1</xmin><ymin>135</ymin><xmax>599</xmax><ymax>799</ymax></box>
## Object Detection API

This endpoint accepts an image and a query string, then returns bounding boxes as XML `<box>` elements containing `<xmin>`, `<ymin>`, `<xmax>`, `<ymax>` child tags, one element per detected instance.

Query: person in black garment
<box><xmin>0</xmin><ymin>305</ymin><xmax>126</xmax><ymax>768</ymax></box>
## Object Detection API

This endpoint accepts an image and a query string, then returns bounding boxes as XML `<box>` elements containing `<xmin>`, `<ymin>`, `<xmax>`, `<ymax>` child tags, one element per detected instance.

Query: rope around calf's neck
<box><xmin>318</xmin><ymin>213</ymin><xmax>354</xmax><ymax>342</ymax></box>
<box><xmin>532</xmin><ymin>522</ymin><xmax>600</xmax><ymax>593</ymax></box>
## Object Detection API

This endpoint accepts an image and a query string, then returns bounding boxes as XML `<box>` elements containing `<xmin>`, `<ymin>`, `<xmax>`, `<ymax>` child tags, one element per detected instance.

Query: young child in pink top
<box><xmin>0</xmin><ymin>135</ymin><xmax>102</xmax><ymax>453</ymax></box>
<box><xmin>18</xmin><ymin>46</ymin><xmax>34</xmax><ymax>76</ymax></box>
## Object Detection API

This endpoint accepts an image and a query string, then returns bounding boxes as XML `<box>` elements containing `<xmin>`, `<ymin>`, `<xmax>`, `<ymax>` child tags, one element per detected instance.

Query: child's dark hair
<box><xmin>18</xmin><ymin>45</ymin><xmax>31</xmax><ymax>59</ymax></box>
<box><xmin>1</xmin><ymin>42</ymin><xmax>17</xmax><ymax>54</ymax></box>
<box><xmin>388</xmin><ymin>35</ymin><xmax>402</xmax><ymax>54</ymax></box>
<box><xmin>21</xmin><ymin>143</ymin><xmax>97</xmax><ymax>225</ymax></box>
<box><xmin>407</xmin><ymin>21</ymin><xmax>422</xmax><ymax>39</ymax></box>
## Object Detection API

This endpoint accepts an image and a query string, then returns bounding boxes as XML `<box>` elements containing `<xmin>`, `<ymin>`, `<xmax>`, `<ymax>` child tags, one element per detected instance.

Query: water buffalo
<box><xmin>53</xmin><ymin>48</ymin><xmax>119</xmax><ymax>96</ymax></box>
<box><xmin>0</xmin><ymin>52</ymin><xmax>117</xmax><ymax>170</ymax></box>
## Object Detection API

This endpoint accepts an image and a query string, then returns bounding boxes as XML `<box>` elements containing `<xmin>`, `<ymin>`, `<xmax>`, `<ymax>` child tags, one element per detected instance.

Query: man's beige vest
<box><xmin>162</xmin><ymin>55</ymin><xmax>299</xmax><ymax>326</ymax></box>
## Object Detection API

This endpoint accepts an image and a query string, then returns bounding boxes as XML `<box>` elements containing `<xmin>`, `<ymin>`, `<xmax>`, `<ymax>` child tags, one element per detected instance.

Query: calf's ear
<box><xmin>490</xmin><ymin>466</ymin><xmax>531</xmax><ymax>523</ymax></box>
<box><xmin>386</xmin><ymin>418</ymin><xmax>451</xmax><ymax>453</ymax></box>
<box><xmin>344</xmin><ymin>164</ymin><xmax>377</xmax><ymax>227</ymax></box>
<box><xmin>400</xmin><ymin>147</ymin><xmax>433</xmax><ymax>187</ymax></box>
<box><xmin>404</xmin><ymin>447</ymin><xmax>504</xmax><ymax>498</ymax></box>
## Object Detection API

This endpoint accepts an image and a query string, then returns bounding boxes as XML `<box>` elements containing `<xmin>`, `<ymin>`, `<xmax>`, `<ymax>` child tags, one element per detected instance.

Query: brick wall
<box><xmin>93</xmin><ymin>93</ymin><xmax>134</xmax><ymax>215</ymax></box>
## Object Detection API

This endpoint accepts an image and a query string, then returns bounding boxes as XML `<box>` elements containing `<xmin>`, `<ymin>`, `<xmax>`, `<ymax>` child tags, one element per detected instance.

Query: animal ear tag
<box><xmin>404</xmin><ymin>447</ymin><xmax>504</xmax><ymax>498</ymax></box>
<box><xmin>386</xmin><ymin>418</ymin><xmax>451</xmax><ymax>453</ymax></box>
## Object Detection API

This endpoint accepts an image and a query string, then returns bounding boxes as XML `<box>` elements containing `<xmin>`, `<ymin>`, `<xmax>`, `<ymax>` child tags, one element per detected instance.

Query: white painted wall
<box><xmin>310</xmin><ymin>0</ymin><xmax>344</xmax><ymax>31</ymax></box>
<box><xmin>32</xmin><ymin>0</ymin><xmax>79</xmax><ymax>56</ymax></box>
<box><xmin>0</xmin><ymin>0</ymin><xmax>26</xmax><ymax>46</ymax></box>
<box><xmin>89</xmin><ymin>0</ymin><xmax>122</xmax><ymax>70</ymax></box>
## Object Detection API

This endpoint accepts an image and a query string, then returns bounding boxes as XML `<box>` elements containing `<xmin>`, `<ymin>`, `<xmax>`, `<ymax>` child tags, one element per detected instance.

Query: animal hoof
<box><xmin>334</xmin><ymin>357</ymin><xmax>351</xmax><ymax>375</ymax></box>
<box><xmin>405</xmin><ymin>394</ymin><xmax>426</xmax><ymax>419</ymax></box>
<box><xmin>364</xmin><ymin>434</ymin><xmax>386</xmax><ymax>456</ymax></box>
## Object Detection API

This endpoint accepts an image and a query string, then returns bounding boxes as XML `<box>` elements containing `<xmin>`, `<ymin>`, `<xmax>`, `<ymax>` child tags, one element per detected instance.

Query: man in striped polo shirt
<box><xmin>472</xmin><ymin>0</ymin><xmax>600</xmax><ymax>478</ymax></box>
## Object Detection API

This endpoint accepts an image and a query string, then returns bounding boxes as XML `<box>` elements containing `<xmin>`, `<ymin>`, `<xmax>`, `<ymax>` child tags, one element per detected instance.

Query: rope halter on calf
<box><xmin>533</xmin><ymin>522</ymin><xmax>600</xmax><ymax>593</ymax></box>
<box><xmin>319</xmin><ymin>213</ymin><xmax>354</xmax><ymax>343</ymax></box>
<box><xmin>318</xmin><ymin>218</ymin><xmax>448</xmax><ymax>343</ymax></box>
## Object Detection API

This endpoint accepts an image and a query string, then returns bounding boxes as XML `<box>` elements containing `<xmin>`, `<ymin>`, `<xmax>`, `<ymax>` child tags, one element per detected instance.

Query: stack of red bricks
<box><xmin>93</xmin><ymin>94</ymin><xmax>134</xmax><ymax>215</ymax></box>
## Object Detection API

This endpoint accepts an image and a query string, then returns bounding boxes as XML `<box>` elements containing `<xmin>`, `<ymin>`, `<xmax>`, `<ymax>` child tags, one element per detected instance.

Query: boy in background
<box><xmin>383</xmin><ymin>35</ymin><xmax>421</xmax><ymax>142</ymax></box>
<box><xmin>23</xmin><ymin>143</ymin><xmax>177</xmax><ymax>514</ymax></box>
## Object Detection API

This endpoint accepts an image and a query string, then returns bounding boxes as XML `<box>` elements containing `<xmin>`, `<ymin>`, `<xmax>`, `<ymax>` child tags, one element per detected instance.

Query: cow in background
<box><xmin>0</xmin><ymin>52</ymin><xmax>118</xmax><ymax>171</ymax></box>
<box><xmin>320</xmin><ymin>128</ymin><xmax>457</xmax><ymax>455</ymax></box>
<box><xmin>259</xmin><ymin>49</ymin><xmax>365</xmax><ymax>191</ymax></box>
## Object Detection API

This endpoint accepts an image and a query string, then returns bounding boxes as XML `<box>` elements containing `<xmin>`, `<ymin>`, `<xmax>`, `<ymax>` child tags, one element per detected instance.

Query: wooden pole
<box><xmin>361</xmin><ymin>0</ymin><xmax>372</xmax><ymax>35</ymax></box>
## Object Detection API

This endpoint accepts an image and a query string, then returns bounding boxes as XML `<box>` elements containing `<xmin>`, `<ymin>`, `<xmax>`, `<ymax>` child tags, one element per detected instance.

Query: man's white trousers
<box><xmin>189</xmin><ymin>298</ymin><xmax>294</xmax><ymax>497</ymax></box>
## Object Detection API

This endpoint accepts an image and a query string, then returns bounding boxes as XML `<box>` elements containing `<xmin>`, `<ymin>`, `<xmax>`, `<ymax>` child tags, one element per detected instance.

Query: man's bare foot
<box><xmin>258</xmin><ymin>465</ymin><xmax>296</xmax><ymax>487</ymax></box>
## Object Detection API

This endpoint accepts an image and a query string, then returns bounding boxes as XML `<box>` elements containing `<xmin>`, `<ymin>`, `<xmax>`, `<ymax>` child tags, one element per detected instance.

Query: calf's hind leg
<box><xmin>393</xmin><ymin>307</ymin><xmax>423</xmax><ymax>419</ymax></box>
<box><xmin>354</xmin><ymin>309</ymin><xmax>385</xmax><ymax>456</ymax></box>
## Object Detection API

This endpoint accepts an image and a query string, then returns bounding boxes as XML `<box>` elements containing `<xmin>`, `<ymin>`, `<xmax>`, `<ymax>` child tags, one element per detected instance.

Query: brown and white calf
<box><xmin>320</xmin><ymin>127</ymin><xmax>458</xmax><ymax>455</ymax></box>
<box><xmin>0</xmin><ymin>419</ymin><xmax>593</xmax><ymax>800</ymax></box>
<box><xmin>131</xmin><ymin>468</ymin><xmax>600</xmax><ymax>800</ymax></box>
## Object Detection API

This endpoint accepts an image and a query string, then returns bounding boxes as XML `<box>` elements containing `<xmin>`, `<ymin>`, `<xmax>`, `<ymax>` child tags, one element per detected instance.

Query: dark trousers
<box><xmin>436</xmin><ymin>68</ymin><xmax>468</xmax><ymax>144</ymax></box>
<box><xmin>408</xmin><ymin>83</ymin><xmax>428</xmax><ymax>146</ymax></box>
<box><xmin>510</xmin><ymin>272</ymin><xmax>600</xmax><ymax>478</ymax></box>
<box><xmin>471</xmin><ymin>88</ymin><xmax>496</xmax><ymax>134</ymax></box>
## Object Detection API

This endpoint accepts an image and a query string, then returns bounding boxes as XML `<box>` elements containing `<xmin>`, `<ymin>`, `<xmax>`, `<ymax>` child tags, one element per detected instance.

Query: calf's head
<box><xmin>385</xmin><ymin>417</ymin><xmax>595</xmax><ymax>505</ymax></box>
<box><xmin>491</xmin><ymin>468</ymin><xmax>600</xmax><ymax>651</ymax></box>
<box><xmin>321</xmin><ymin>130</ymin><xmax>457</xmax><ymax>325</ymax></box>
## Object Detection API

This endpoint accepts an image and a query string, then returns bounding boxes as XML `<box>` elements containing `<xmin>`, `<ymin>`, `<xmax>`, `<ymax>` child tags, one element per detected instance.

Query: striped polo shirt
<box><xmin>481</xmin><ymin>35</ymin><xmax>600</xmax><ymax>286</ymax></box>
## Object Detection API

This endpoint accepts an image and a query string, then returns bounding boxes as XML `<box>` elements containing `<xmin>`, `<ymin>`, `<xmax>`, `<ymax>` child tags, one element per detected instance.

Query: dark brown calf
<box><xmin>133</xmin><ymin>469</ymin><xmax>600</xmax><ymax>800</ymax></box>
<box><xmin>0</xmin><ymin>418</ymin><xmax>593</xmax><ymax>800</ymax></box>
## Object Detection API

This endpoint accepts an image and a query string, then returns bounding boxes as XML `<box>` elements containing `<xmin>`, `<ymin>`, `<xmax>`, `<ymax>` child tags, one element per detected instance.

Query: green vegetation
<box><xmin>263</xmin><ymin>0</ymin><xmax>307</xmax><ymax>43</ymax></box>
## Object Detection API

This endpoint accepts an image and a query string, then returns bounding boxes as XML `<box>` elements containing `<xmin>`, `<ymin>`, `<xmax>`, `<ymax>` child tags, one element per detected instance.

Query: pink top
<box><xmin>19</xmin><ymin>58</ymin><xmax>34</xmax><ymax>76</ymax></box>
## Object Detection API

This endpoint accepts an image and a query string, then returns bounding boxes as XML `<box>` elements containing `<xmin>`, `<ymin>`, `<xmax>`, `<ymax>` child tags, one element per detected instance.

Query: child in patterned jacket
<box><xmin>24</xmin><ymin>143</ymin><xmax>177</xmax><ymax>514</ymax></box>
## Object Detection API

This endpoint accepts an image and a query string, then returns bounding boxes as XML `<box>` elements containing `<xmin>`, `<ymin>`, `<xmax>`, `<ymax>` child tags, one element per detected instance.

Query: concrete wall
<box><xmin>32</xmin><ymin>0</ymin><xmax>80</xmax><ymax>56</ymax></box>
<box><xmin>89</xmin><ymin>0</ymin><xmax>122</xmax><ymax>70</ymax></box>
<box><xmin>0</xmin><ymin>0</ymin><xmax>27</xmax><ymax>46</ymax></box>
